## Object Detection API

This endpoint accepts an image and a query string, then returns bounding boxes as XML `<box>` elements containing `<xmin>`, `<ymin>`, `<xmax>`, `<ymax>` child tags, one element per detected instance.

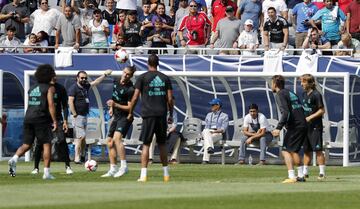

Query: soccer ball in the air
<box><xmin>85</xmin><ymin>160</ymin><xmax>98</xmax><ymax>172</ymax></box>
<box><xmin>114</xmin><ymin>49</ymin><xmax>129</xmax><ymax>63</ymax></box>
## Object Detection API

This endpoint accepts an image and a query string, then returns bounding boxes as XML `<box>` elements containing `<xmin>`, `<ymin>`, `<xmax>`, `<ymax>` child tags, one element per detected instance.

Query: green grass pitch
<box><xmin>0</xmin><ymin>161</ymin><xmax>360</xmax><ymax>209</ymax></box>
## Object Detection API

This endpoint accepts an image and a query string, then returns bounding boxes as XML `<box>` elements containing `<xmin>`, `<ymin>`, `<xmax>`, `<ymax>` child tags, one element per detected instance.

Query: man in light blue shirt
<box><xmin>202</xmin><ymin>98</ymin><xmax>229</xmax><ymax>164</ymax></box>
<box><xmin>292</xmin><ymin>0</ymin><xmax>318</xmax><ymax>49</ymax></box>
<box><xmin>310</xmin><ymin>0</ymin><xmax>347</xmax><ymax>45</ymax></box>
<box><xmin>236</xmin><ymin>0</ymin><xmax>262</xmax><ymax>31</ymax></box>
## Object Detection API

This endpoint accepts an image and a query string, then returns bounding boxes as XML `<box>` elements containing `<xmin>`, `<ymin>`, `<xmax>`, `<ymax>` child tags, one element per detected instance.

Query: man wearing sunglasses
<box><xmin>68</xmin><ymin>69</ymin><xmax>112</xmax><ymax>164</ymax></box>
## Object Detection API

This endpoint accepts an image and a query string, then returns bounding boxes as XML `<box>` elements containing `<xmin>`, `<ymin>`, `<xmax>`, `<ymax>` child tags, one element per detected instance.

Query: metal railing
<box><xmin>0</xmin><ymin>45</ymin><xmax>355</xmax><ymax>56</ymax></box>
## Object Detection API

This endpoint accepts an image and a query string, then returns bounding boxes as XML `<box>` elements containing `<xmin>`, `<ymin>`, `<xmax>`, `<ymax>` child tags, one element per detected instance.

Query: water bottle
<box><xmin>248</xmin><ymin>154</ymin><xmax>253</xmax><ymax>166</ymax></box>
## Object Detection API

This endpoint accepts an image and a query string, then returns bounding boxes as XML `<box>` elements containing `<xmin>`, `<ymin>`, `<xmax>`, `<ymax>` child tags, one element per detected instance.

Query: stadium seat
<box><xmin>85</xmin><ymin>117</ymin><xmax>104</xmax><ymax>160</ymax></box>
<box><xmin>325</xmin><ymin>120</ymin><xmax>359</xmax><ymax>159</ymax></box>
<box><xmin>123</xmin><ymin>117</ymin><xmax>143</xmax><ymax>154</ymax></box>
<box><xmin>180</xmin><ymin>117</ymin><xmax>203</xmax><ymax>160</ymax></box>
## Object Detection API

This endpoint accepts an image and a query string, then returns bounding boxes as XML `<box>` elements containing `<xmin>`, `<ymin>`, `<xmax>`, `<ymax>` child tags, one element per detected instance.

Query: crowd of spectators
<box><xmin>0</xmin><ymin>0</ymin><xmax>359</xmax><ymax>55</ymax></box>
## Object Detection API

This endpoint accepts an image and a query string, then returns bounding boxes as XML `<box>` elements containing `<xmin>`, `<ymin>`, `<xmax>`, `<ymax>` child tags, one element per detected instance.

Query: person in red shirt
<box><xmin>346</xmin><ymin>0</ymin><xmax>360</xmax><ymax>41</ymax></box>
<box><xmin>211</xmin><ymin>0</ymin><xmax>237</xmax><ymax>39</ymax></box>
<box><xmin>338</xmin><ymin>0</ymin><xmax>352</xmax><ymax>13</ymax></box>
<box><xmin>178</xmin><ymin>0</ymin><xmax>212</xmax><ymax>54</ymax></box>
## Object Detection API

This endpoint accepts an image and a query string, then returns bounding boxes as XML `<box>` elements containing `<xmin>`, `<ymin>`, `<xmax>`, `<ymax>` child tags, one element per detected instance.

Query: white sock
<box><xmin>120</xmin><ymin>160</ymin><xmax>127</xmax><ymax>168</ymax></box>
<box><xmin>288</xmin><ymin>170</ymin><xmax>295</xmax><ymax>179</ymax></box>
<box><xmin>297</xmin><ymin>166</ymin><xmax>304</xmax><ymax>178</ymax></box>
<box><xmin>11</xmin><ymin>155</ymin><xmax>19</xmax><ymax>163</ymax></box>
<box><xmin>303</xmin><ymin>165</ymin><xmax>309</xmax><ymax>175</ymax></box>
<box><xmin>44</xmin><ymin>167</ymin><xmax>50</xmax><ymax>175</ymax></box>
<box><xmin>319</xmin><ymin>165</ymin><xmax>326</xmax><ymax>175</ymax></box>
<box><xmin>140</xmin><ymin>168</ymin><xmax>147</xmax><ymax>179</ymax></box>
<box><xmin>110</xmin><ymin>164</ymin><xmax>117</xmax><ymax>172</ymax></box>
<box><xmin>163</xmin><ymin>166</ymin><xmax>169</xmax><ymax>177</ymax></box>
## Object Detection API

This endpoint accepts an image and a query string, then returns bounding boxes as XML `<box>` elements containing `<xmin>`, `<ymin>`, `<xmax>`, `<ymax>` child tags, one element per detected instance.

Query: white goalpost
<box><xmin>22</xmin><ymin>70</ymin><xmax>354</xmax><ymax>166</ymax></box>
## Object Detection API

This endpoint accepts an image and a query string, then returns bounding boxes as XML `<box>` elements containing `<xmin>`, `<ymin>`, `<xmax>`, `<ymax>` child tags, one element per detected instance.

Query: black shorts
<box><xmin>140</xmin><ymin>116</ymin><xmax>167</xmax><ymax>145</ymax></box>
<box><xmin>282</xmin><ymin>126</ymin><xmax>307</xmax><ymax>153</ymax></box>
<box><xmin>23</xmin><ymin>123</ymin><xmax>52</xmax><ymax>145</ymax></box>
<box><xmin>303</xmin><ymin>126</ymin><xmax>323</xmax><ymax>152</ymax></box>
<box><xmin>108</xmin><ymin>116</ymin><xmax>132</xmax><ymax>138</ymax></box>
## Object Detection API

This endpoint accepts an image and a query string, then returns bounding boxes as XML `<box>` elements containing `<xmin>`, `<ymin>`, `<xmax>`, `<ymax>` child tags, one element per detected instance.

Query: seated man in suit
<box><xmin>202</xmin><ymin>98</ymin><xmax>229</xmax><ymax>164</ymax></box>
<box><xmin>237</xmin><ymin>103</ymin><xmax>273</xmax><ymax>165</ymax></box>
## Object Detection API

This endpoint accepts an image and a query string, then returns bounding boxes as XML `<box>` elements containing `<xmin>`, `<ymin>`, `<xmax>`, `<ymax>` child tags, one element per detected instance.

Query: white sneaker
<box><xmin>42</xmin><ymin>174</ymin><xmax>55</xmax><ymax>180</ymax></box>
<box><xmin>113</xmin><ymin>167</ymin><xmax>128</xmax><ymax>178</ymax></box>
<box><xmin>8</xmin><ymin>159</ymin><xmax>16</xmax><ymax>177</ymax></box>
<box><xmin>101</xmin><ymin>170</ymin><xmax>117</xmax><ymax>178</ymax></box>
<box><xmin>31</xmin><ymin>168</ymin><xmax>39</xmax><ymax>175</ymax></box>
<box><xmin>66</xmin><ymin>166</ymin><xmax>74</xmax><ymax>175</ymax></box>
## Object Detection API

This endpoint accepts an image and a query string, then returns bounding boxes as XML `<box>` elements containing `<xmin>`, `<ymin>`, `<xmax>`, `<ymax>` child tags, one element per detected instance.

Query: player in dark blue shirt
<box><xmin>8</xmin><ymin>64</ymin><xmax>57</xmax><ymax>179</ymax></box>
<box><xmin>271</xmin><ymin>75</ymin><xmax>307</xmax><ymax>183</ymax></box>
<box><xmin>128</xmin><ymin>54</ymin><xmax>174</xmax><ymax>182</ymax></box>
<box><xmin>101</xmin><ymin>66</ymin><xmax>136</xmax><ymax>178</ymax></box>
<box><xmin>300</xmin><ymin>74</ymin><xmax>326</xmax><ymax>180</ymax></box>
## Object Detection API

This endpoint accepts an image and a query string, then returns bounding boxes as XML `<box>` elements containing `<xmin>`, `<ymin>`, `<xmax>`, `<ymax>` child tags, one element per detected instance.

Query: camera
<box><xmin>302</xmin><ymin>19</ymin><xmax>311</xmax><ymax>27</ymax></box>
<box><xmin>191</xmin><ymin>30</ymin><xmax>198</xmax><ymax>41</ymax></box>
<box><xmin>10</xmin><ymin>11</ymin><xmax>16</xmax><ymax>18</ymax></box>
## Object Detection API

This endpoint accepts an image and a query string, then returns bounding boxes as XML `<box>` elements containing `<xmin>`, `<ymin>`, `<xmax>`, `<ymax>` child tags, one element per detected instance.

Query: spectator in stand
<box><xmin>139</xmin><ymin>1</ymin><xmax>154</xmax><ymax>43</ymax></box>
<box><xmin>113</xmin><ymin>10</ymin><xmax>126</xmax><ymax>36</ymax></box>
<box><xmin>173</xmin><ymin>0</ymin><xmax>189</xmax><ymax>46</ymax></box>
<box><xmin>149</xmin><ymin>0</ymin><xmax>162</xmax><ymax>14</ymax></box>
<box><xmin>345</xmin><ymin>0</ymin><xmax>360</xmax><ymax>41</ymax></box>
<box><xmin>0</xmin><ymin>0</ymin><xmax>30</xmax><ymax>41</ymax></box>
<box><xmin>335</xmin><ymin>32</ymin><xmax>360</xmax><ymax>55</ymax></box>
<box><xmin>235</xmin><ymin>0</ymin><xmax>262</xmax><ymax>32</ymax></box>
<box><xmin>302</xmin><ymin>27</ymin><xmax>331</xmax><ymax>54</ymax></box>
<box><xmin>102</xmin><ymin>0</ymin><xmax>118</xmax><ymax>25</ymax></box>
<box><xmin>0</xmin><ymin>26</ymin><xmax>21</xmax><ymax>53</ymax></box>
<box><xmin>292</xmin><ymin>0</ymin><xmax>318</xmax><ymax>50</ymax></box>
<box><xmin>23</xmin><ymin>33</ymin><xmax>42</xmax><ymax>53</ymax></box>
<box><xmin>210</xmin><ymin>6</ymin><xmax>241</xmax><ymax>55</ymax></box>
<box><xmin>102</xmin><ymin>0</ymin><xmax>118</xmax><ymax>44</ymax></box>
<box><xmin>110</xmin><ymin>33</ymin><xmax>125</xmax><ymax>50</ymax></box>
<box><xmin>30</xmin><ymin>0</ymin><xmax>61</xmax><ymax>46</ymax></box>
<box><xmin>263</xmin><ymin>7</ymin><xmax>289</xmax><ymax>51</ymax></box>
<box><xmin>210</xmin><ymin>0</ymin><xmax>237</xmax><ymax>43</ymax></box>
<box><xmin>190</xmin><ymin>0</ymin><xmax>208</xmax><ymax>14</ymax></box>
<box><xmin>138</xmin><ymin>1</ymin><xmax>152</xmax><ymax>24</ymax></box>
<box><xmin>55</xmin><ymin>5</ymin><xmax>81</xmax><ymax>50</ymax></box>
<box><xmin>262</xmin><ymin>0</ymin><xmax>288</xmax><ymax>21</ymax></box>
<box><xmin>312</xmin><ymin>0</ymin><xmax>325</xmax><ymax>9</ymax></box>
<box><xmin>178</xmin><ymin>0</ymin><xmax>212</xmax><ymax>54</ymax></box>
<box><xmin>26</xmin><ymin>0</ymin><xmax>38</xmax><ymax>14</ymax></box>
<box><xmin>237</xmin><ymin>19</ymin><xmax>259</xmax><ymax>56</ymax></box>
<box><xmin>122</xmin><ymin>10</ymin><xmax>143</xmax><ymax>48</ymax></box>
<box><xmin>150</xmin><ymin>3</ymin><xmax>174</xmax><ymax>35</ymax></box>
<box><xmin>147</xmin><ymin>18</ymin><xmax>171</xmax><ymax>54</ymax></box>
<box><xmin>286</xmin><ymin>0</ymin><xmax>302</xmax><ymax>41</ymax></box>
<box><xmin>338</xmin><ymin>0</ymin><xmax>352</xmax><ymax>13</ymax></box>
<box><xmin>115</xmin><ymin>0</ymin><xmax>137</xmax><ymax>11</ymax></box>
<box><xmin>83</xmin><ymin>8</ymin><xmax>110</xmax><ymax>53</ymax></box>
<box><xmin>0</xmin><ymin>0</ymin><xmax>7</xmax><ymax>12</ymax></box>
<box><xmin>23</xmin><ymin>30</ymin><xmax>49</xmax><ymax>53</ymax></box>
<box><xmin>310</xmin><ymin>0</ymin><xmax>347</xmax><ymax>46</ymax></box>
<box><xmin>73</xmin><ymin>0</ymin><xmax>96</xmax><ymax>46</ymax></box>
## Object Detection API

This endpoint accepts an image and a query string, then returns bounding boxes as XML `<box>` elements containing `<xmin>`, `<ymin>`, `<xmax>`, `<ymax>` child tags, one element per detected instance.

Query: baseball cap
<box><xmin>244</xmin><ymin>19</ymin><xmax>254</xmax><ymax>26</ymax></box>
<box><xmin>225</xmin><ymin>6</ymin><xmax>234</xmax><ymax>13</ymax></box>
<box><xmin>209</xmin><ymin>98</ymin><xmax>222</xmax><ymax>106</ymax></box>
